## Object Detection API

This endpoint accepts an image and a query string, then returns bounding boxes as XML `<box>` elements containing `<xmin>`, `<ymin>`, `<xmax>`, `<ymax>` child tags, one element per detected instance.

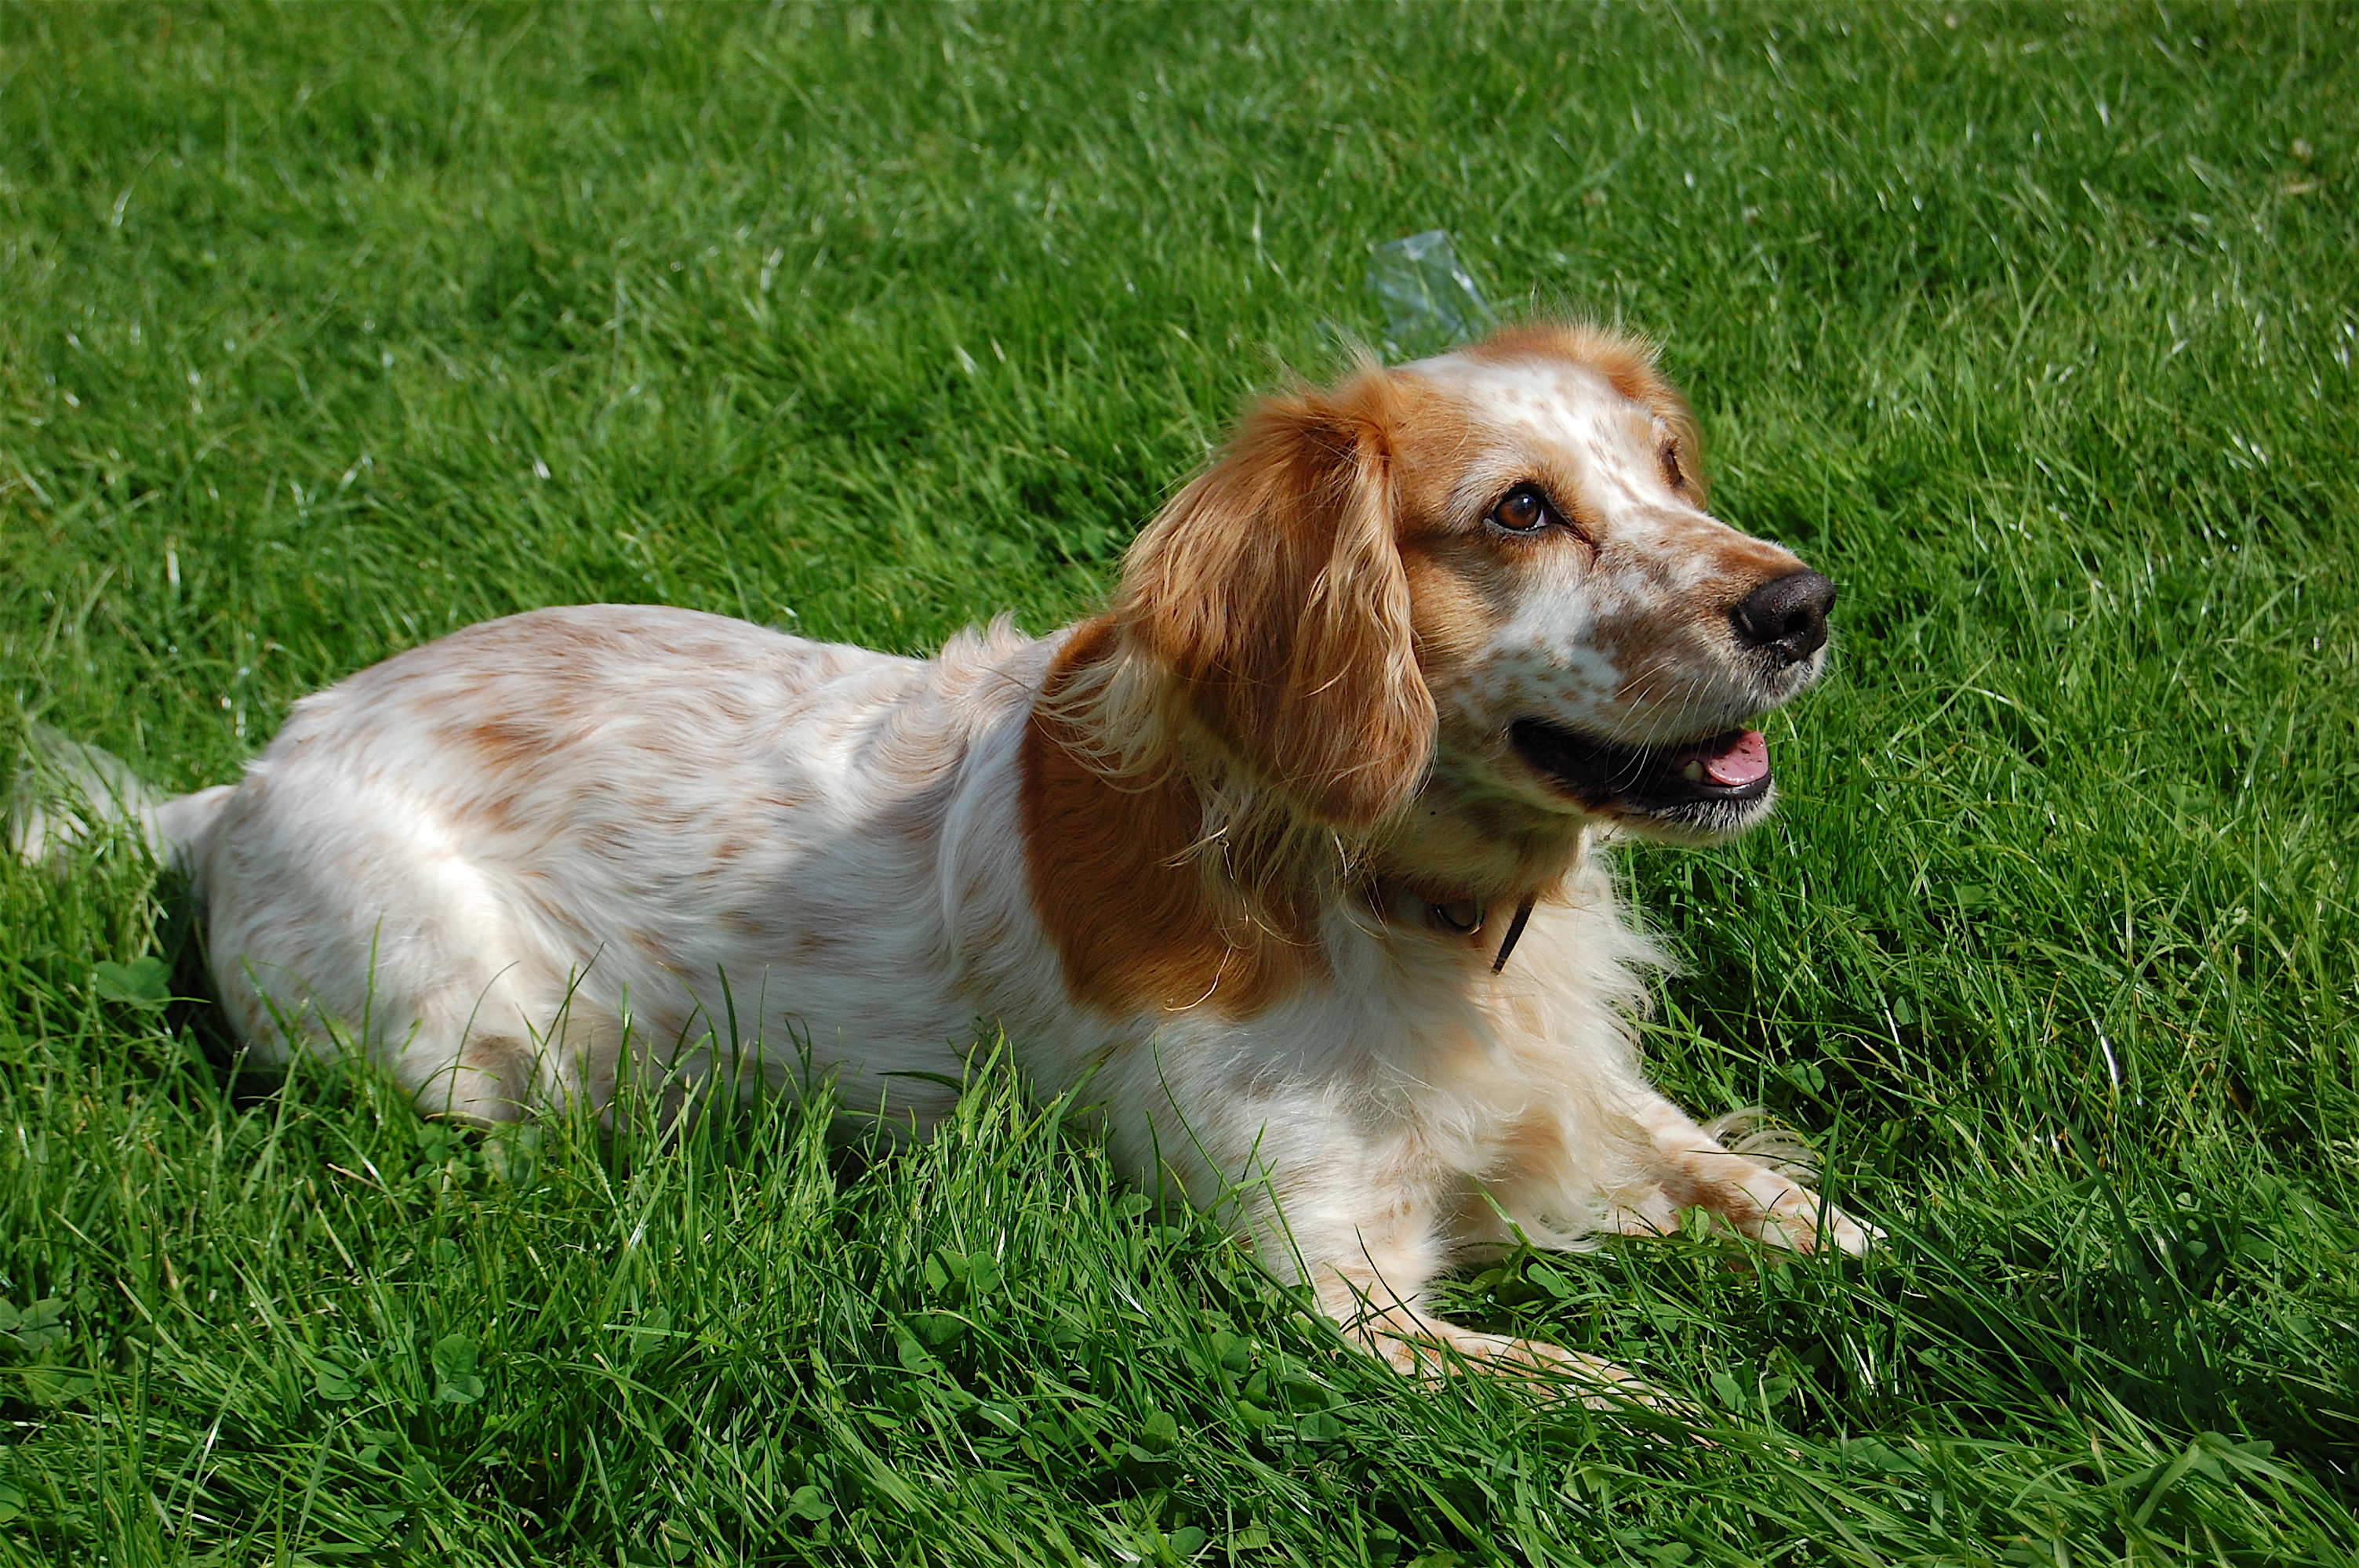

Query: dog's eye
<box><xmin>1659</xmin><ymin>440</ymin><xmax>1686</xmax><ymax>492</ymax></box>
<box><xmin>1488</xmin><ymin>484</ymin><xmax>1559</xmax><ymax>535</ymax></box>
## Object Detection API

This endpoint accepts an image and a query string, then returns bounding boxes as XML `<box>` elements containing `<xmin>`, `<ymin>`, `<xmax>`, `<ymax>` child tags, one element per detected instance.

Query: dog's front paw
<box><xmin>1758</xmin><ymin>1188</ymin><xmax>1881</xmax><ymax>1257</ymax></box>
<box><xmin>1353</xmin><ymin>1316</ymin><xmax>1670</xmax><ymax>1409</ymax></box>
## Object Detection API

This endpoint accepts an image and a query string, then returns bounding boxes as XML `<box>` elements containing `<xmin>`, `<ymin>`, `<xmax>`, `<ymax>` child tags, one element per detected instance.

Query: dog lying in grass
<box><xmin>20</xmin><ymin>321</ymin><xmax>1873</xmax><ymax>1393</ymax></box>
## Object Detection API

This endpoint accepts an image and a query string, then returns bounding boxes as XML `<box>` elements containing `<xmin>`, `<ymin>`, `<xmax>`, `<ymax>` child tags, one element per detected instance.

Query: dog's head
<box><xmin>1114</xmin><ymin>321</ymin><xmax>1832</xmax><ymax>866</ymax></box>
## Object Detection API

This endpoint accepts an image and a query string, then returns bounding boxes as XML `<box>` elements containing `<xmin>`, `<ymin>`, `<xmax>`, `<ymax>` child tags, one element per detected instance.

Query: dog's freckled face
<box><xmin>1387</xmin><ymin>332</ymin><xmax>1834</xmax><ymax>851</ymax></box>
<box><xmin>129</xmin><ymin>321</ymin><xmax>1873</xmax><ymax>1401</ymax></box>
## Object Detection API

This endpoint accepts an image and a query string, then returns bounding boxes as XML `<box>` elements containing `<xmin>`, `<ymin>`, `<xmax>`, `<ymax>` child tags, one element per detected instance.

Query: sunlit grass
<box><xmin>2</xmin><ymin>3</ymin><xmax>2354</xmax><ymax>1563</ymax></box>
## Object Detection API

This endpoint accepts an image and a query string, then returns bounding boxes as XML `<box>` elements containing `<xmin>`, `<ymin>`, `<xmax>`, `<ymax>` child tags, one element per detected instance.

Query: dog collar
<box><xmin>1374</xmin><ymin>882</ymin><xmax>1538</xmax><ymax>973</ymax></box>
<box><xmin>1489</xmin><ymin>897</ymin><xmax>1536</xmax><ymax>973</ymax></box>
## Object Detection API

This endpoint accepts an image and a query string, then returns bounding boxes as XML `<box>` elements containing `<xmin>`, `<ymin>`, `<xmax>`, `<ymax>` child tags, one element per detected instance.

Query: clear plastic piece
<box><xmin>1367</xmin><ymin>230</ymin><xmax>1496</xmax><ymax>357</ymax></box>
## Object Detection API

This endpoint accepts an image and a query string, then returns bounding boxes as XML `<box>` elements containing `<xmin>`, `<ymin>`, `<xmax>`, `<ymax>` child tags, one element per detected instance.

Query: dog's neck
<box><xmin>1020</xmin><ymin>622</ymin><xmax>1584</xmax><ymax>1012</ymax></box>
<box><xmin>1361</xmin><ymin>768</ymin><xmax>1587</xmax><ymax>974</ymax></box>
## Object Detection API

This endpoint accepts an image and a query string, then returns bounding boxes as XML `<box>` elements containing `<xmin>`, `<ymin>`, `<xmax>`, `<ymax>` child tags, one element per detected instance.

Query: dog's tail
<box><xmin>9</xmin><ymin>722</ymin><xmax>232</xmax><ymax>878</ymax></box>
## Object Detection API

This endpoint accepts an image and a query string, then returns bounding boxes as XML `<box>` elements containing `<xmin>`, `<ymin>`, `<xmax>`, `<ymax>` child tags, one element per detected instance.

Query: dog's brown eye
<box><xmin>1660</xmin><ymin>440</ymin><xmax>1686</xmax><ymax>491</ymax></box>
<box><xmin>1488</xmin><ymin>484</ymin><xmax>1558</xmax><ymax>535</ymax></box>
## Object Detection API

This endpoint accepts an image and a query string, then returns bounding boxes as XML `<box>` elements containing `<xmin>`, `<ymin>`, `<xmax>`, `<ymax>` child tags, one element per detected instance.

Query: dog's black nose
<box><xmin>1731</xmin><ymin>570</ymin><xmax>1836</xmax><ymax>664</ymax></box>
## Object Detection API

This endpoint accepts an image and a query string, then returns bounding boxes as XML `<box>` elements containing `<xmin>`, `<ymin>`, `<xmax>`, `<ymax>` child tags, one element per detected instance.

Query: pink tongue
<box><xmin>1701</xmin><ymin>729</ymin><xmax>1770</xmax><ymax>786</ymax></box>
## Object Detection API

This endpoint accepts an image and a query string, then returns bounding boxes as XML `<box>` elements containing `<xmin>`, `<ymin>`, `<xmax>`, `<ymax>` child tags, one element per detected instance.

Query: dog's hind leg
<box><xmin>416</xmin><ymin>986</ymin><xmax>631</xmax><ymax>1126</ymax></box>
<box><xmin>195</xmin><ymin>769</ymin><xmax>636</xmax><ymax>1122</ymax></box>
<box><xmin>212</xmin><ymin>939</ymin><xmax>588</xmax><ymax>1124</ymax></box>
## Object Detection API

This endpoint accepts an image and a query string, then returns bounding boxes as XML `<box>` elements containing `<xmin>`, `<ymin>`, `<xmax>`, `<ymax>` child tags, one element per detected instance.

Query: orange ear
<box><xmin>1116</xmin><ymin>371</ymin><xmax>1434</xmax><ymax>829</ymax></box>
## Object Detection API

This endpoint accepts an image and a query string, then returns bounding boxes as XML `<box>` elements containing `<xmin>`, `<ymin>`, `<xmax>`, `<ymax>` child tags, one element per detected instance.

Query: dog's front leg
<box><xmin>1614</xmin><ymin>1095</ymin><xmax>1880</xmax><ymax>1256</ymax></box>
<box><xmin>1241</xmin><ymin>1157</ymin><xmax>1650</xmax><ymax>1402</ymax></box>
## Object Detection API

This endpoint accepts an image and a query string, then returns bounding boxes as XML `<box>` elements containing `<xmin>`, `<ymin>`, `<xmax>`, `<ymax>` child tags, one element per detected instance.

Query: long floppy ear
<box><xmin>1114</xmin><ymin>370</ymin><xmax>1434</xmax><ymax>829</ymax></box>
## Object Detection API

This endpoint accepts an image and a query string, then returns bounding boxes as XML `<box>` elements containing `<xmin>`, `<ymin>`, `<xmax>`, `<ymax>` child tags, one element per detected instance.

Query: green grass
<box><xmin>3</xmin><ymin>2</ymin><xmax>2356</xmax><ymax>1562</ymax></box>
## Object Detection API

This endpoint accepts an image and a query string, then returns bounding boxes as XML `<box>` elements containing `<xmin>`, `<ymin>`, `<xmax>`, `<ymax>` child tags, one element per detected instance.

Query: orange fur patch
<box><xmin>1022</xmin><ymin>621</ymin><xmax>1325</xmax><ymax>1018</ymax></box>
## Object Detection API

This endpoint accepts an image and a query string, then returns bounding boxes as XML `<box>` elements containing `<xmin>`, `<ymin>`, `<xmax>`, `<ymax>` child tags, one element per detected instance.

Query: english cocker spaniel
<box><xmin>52</xmin><ymin>321</ymin><xmax>1874</xmax><ymax>1388</ymax></box>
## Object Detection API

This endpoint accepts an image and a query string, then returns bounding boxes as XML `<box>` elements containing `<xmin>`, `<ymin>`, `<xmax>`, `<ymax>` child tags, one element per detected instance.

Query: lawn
<box><xmin>2</xmin><ymin>2</ymin><xmax>2355</xmax><ymax>1563</ymax></box>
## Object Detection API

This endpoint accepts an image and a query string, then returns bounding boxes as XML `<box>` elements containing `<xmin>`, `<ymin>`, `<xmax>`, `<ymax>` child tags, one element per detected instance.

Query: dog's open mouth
<box><xmin>1508</xmin><ymin>717</ymin><xmax>1774</xmax><ymax>820</ymax></box>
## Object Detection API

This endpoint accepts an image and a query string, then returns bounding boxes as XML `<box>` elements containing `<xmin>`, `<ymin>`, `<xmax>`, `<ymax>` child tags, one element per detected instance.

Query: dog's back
<box><xmin>180</xmin><ymin>603</ymin><xmax>1060</xmax><ymax>1122</ymax></box>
